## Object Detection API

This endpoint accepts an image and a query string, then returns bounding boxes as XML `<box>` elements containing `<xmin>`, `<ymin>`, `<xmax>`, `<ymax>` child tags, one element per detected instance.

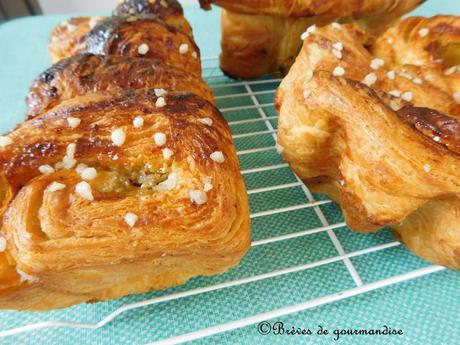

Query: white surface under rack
<box><xmin>0</xmin><ymin>57</ymin><xmax>445</xmax><ymax>344</ymax></box>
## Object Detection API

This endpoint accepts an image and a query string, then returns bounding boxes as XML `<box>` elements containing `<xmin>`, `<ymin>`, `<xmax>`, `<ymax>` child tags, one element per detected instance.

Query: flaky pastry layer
<box><xmin>0</xmin><ymin>0</ymin><xmax>250</xmax><ymax>310</ymax></box>
<box><xmin>276</xmin><ymin>17</ymin><xmax>460</xmax><ymax>268</ymax></box>
<box><xmin>200</xmin><ymin>0</ymin><xmax>422</xmax><ymax>79</ymax></box>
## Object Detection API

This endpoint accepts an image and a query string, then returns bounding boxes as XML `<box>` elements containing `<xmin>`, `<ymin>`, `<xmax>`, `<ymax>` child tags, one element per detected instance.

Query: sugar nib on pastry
<box><xmin>0</xmin><ymin>0</ymin><xmax>250</xmax><ymax>311</ymax></box>
<box><xmin>276</xmin><ymin>16</ymin><xmax>460</xmax><ymax>269</ymax></box>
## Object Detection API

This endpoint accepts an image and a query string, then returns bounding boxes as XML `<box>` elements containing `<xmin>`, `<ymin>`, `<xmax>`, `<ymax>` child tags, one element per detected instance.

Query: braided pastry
<box><xmin>276</xmin><ymin>17</ymin><xmax>460</xmax><ymax>269</ymax></box>
<box><xmin>200</xmin><ymin>0</ymin><xmax>422</xmax><ymax>79</ymax></box>
<box><xmin>0</xmin><ymin>0</ymin><xmax>250</xmax><ymax>310</ymax></box>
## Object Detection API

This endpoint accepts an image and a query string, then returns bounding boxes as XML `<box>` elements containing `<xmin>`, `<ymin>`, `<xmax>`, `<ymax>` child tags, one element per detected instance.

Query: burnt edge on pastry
<box><xmin>25</xmin><ymin>53</ymin><xmax>212</xmax><ymax>118</ymax></box>
<box><xmin>396</xmin><ymin>105</ymin><xmax>460</xmax><ymax>154</ymax></box>
<box><xmin>4</xmin><ymin>90</ymin><xmax>224</xmax><ymax>190</ymax></box>
<box><xmin>112</xmin><ymin>0</ymin><xmax>184</xmax><ymax>18</ymax></box>
<box><xmin>344</xmin><ymin>77</ymin><xmax>460</xmax><ymax>155</ymax></box>
<box><xmin>84</xmin><ymin>15</ymin><xmax>197</xmax><ymax>56</ymax></box>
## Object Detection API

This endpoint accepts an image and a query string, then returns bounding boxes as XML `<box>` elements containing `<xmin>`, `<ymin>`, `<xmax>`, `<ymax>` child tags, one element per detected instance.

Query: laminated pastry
<box><xmin>26</xmin><ymin>54</ymin><xmax>214</xmax><ymax>118</ymax></box>
<box><xmin>48</xmin><ymin>0</ymin><xmax>193</xmax><ymax>64</ymax></box>
<box><xmin>0</xmin><ymin>0</ymin><xmax>250</xmax><ymax>310</ymax></box>
<box><xmin>199</xmin><ymin>0</ymin><xmax>423</xmax><ymax>79</ymax></box>
<box><xmin>276</xmin><ymin>17</ymin><xmax>460</xmax><ymax>269</ymax></box>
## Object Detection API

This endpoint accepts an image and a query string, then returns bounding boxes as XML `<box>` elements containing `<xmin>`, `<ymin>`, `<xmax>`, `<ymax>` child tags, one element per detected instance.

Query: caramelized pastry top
<box><xmin>113</xmin><ymin>0</ymin><xmax>186</xmax><ymax>22</ymax></box>
<box><xmin>112</xmin><ymin>0</ymin><xmax>192</xmax><ymax>35</ymax></box>
<box><xmin>0</xmin><ymin>0</ymin><xmax>251</xmax><ymax>309</ymax></box>
<box><xmin>199</xmin><ymin>0</ymin><xmax>422</xmax><ymax>19</ymax></box>
<box><xmin>371</xmin><ymin>15</ymin><xmax>460</xmax><ymax>98</ymax></box>
<box><xmin>276</xmin><ymin>19</ymin><xmax>459</xmax><ymax>122</ymax></box>
<box><xmin>396</xmin><ymin>105</ymin><xmax>460</xmax><ymax>154</ymax></box>
<box><xmin>49</xmin><ymin>15</ymin><xmax>198</xmax><ymax>71</ymax></box>
<box><xmin>276</xmin><ymin>17</ymin><xmax>460</xmax><ymax>268</ymax></box>
<box><xmin>26</xmin><ymin>53</ymin><xmax>213</xmax><ymax>118</ymax></box>
<box><xmin>1</xmin><ymin>89</ymin><xmax>246</xmax><ymax>283</ymax></box>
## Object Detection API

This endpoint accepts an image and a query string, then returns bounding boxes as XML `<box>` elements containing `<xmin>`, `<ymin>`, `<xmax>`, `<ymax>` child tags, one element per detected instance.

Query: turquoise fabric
<box><xmin>0</xmin><ymin>1</ymin><xmax>459</xmax><ymax>344</ymax></box>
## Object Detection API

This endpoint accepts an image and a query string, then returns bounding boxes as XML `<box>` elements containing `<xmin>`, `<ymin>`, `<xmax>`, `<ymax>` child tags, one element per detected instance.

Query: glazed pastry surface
<box><xmin>200</xmin><ymin>0</ymin><xmax>422</xmax><ymax>78</ymax></box>
<box><xmin>276</xmin><ymin>17</ymin><xmax>460</xmax><ymax>268</ymax></box>
<box><xmin>0</xmin><ymin>0</ymin><xmax>250</xmax><ymax>310</ymax></box>
<box><xmin>26</xmin><ymin>53</ymin><xmax>213</xmax><ymax>118</ymax></box>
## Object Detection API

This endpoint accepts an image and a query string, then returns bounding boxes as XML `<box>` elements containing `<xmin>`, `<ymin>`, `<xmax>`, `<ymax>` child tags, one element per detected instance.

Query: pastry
<box><xmin>49</xmin><ymin>0</ymin><xmax>193</xmax><ymax>64</ymax></box>
<box><xmin>276</xmin><ymin>17</ymin><xmax>460</xmax><ymax>268</ymax></box>
<box><xmin>26</xmin><ymin>53</ymin><xmax>214</xmax><ymax>118</ymax></box>
<box><xmin>199</xmin><ymin>0</ymin><xmax>423</xmax><ymax>79</ymax></box>
<box><xmin>0</xmin><ymin>0</ymin><xmax>250</xmax><ymax>310</ymax></box>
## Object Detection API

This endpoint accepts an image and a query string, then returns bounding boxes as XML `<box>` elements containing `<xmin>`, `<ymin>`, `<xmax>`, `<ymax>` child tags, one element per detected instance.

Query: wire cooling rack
<box><xmin>0</xmin><ymin>57</ymin><xmax>445</xmax><ymax>345</ymax></box>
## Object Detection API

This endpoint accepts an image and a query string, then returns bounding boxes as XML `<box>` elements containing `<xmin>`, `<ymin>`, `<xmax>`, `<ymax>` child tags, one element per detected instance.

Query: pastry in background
<box><xmin>199</xmin><ymin>0</ymin><xmax>423</xmax><ymax>79</ymax></box>
<box><xmin>0</xmin><ymin>0</ymin><xmax>250</xmax><ymax>310</ymax></box>
<box><xmin>276</xmin><ymin>16</ymin><xmax>460</xmax><ymax>268</ymax></box>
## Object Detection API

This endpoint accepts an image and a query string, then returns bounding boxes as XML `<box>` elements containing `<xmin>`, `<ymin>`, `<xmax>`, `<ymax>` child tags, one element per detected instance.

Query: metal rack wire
<box><xmin>0</xmin><ymin>57</ymin><xmax>445</xmax><ymax>344</ymax></box>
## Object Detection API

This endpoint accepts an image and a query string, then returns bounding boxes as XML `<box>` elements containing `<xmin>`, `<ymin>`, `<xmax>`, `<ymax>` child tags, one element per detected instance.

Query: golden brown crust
<box><xmin>0</xmin><ymin>89</ymin><xmax>250</xmax><ymax>310</ymax></box>
<box><xmin>219</xmin><ymin>10</ymin><xmax>315</xmax><ymax>79</ymax></box>
<box><xmin>395</xmin><ymin>105</ymin><xmax>460</xmax><ymax>154</ymax></box>
<box><xmin>26</xmin><ymin>53</ymin><xmax>214</xmax><ymax>118</ymax></box>
<box><xmin>48</xmin><ymin>16</ymin><xmax>103</xmax><ymax>63</ymax></box>
<box><xmin>392</xmin><ymin>196</ymin><xmax>460</xmax><ymax>269</ymax></box>
<box><xmin>112</xmin><ymin>0</ymin><xmax>192</xmax><ymax>34</ymax></box>
<box><xmin>276</xmin><ymin>18</ymin><xmax>460</xmax><ymax>268</ymax></box>
<box><xmin>49</xmin><ymin>16</ymin><xmax>201</xmax><ymax>75</ymax></box>
<box><xmin>48</xmin><ymin>1</ymin><xmax>193</xmax><ymax>63</ymax></box>
<box><xmin>206</xmin><ymin>0</ymin><xmax>422</xmax><ymax>79</ymax></box>
<box><xmin>0</xmin><ymin>0</ymin><xmax>250</xmax><ymax>310</ymax></box>
<box><xmin>371</xmin><ymin>15</ymin><xmax>460</xmax><ymax>99</ymax></box>
<box><xmin>200</xmin><ymin>0</ymin><xmax>422</xmax><ymax>18</ymax></box>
